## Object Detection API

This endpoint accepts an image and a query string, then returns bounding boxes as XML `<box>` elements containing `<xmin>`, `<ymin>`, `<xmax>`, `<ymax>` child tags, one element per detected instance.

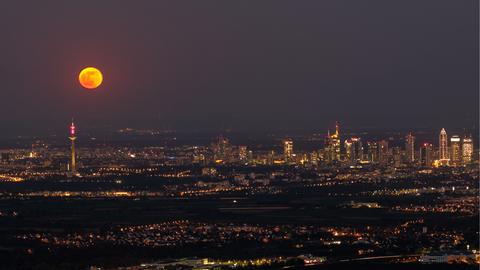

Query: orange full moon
<box><xmin>78</xmin><ymin>67</ymin><xmax>103</xmax><ymax>89</ymax></box>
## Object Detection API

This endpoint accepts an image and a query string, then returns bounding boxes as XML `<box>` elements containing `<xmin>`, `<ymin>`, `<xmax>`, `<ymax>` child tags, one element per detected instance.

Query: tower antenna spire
<box><xmin>68</xmin><ymin>120</ymin><xmax>77</xmax><ymax>175</ymax></box>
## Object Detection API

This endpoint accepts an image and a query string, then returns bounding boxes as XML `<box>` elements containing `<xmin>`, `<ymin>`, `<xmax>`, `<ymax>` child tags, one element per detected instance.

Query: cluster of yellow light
<box><xmin>209</xmin><ymin>257</ymin><xmax>281</xmax><ymax>267</ymax></box>
<box><xmin>0</xmin><ymin>174</ymin><xmax>24</xmax><ymax>182</ymax></box>
<box><xmin>179</xmin><ymin>186</ymin><xmax>250</xmax><ymax>196</ymax></box>
<box><xmin>432</xmin><ymin>160</ymin><xmax>441</xmax><ymax>168</ymax></box>
<box><xmin>19</xmin><ymin>191</ymin><xmax>138</xmax><ymax>198</ymax></box>
<box><xmin>113</xmin><ymin>191</ymin><xmax>132</xmax><ymax>196</ymax></box>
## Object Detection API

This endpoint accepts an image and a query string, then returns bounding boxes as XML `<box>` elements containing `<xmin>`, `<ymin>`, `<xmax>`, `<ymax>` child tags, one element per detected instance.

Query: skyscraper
<box><xmin>212</xmin><ymin>135</ymin><xmax>230</xmax><ymax>162</ymax></box>
<box><xmin>367</xmin><ymin>142</ymin><xmax>378</xmax><ymax>163</ymax></box>
<box><xmin>309</xmin><ymin>151</ymin><xmax>319</xmax><ymax>166</ymax></box>
<box><xmin>283</xmin><ymin>139</ymin><xmax>294</xmax><ymax>162</ymax></box>
<box><xmin>325</xmin><ymin>122</ymin><xmax>341</xmax><ymax>163</ymax></box>
<box><xmin>405</xmin><ymin>132</ymin><xmax>415</xmax><ymax>163</ymax></box>
<box><xmin>68</xmin><ymin>120</ymin><xmax>76</xmax><ymax>174</ymax></box>
<box><xmin>419</xmin><ymin>143</ymin><xmax>434</xmax><ymax>167</ymax></box>
<box><xmin>344</xmin><ymin>137</ymin><xmax>363</xmax><ymax>163</ymax></box>
<box><xmin>439</xmin><ymin>128</ymin><xmax>449</xmax><ymax>166</ymax></box>
<box><xmin>332</xmin><ymin>122</ymin><xmax>341</xmax><ymax>161</ymax></box>
<box><xmin>450</xmin><ymin>135</ymin><xmax>461</xmax><ymax>166</ymax></box>
<box><xmin>267</xmin><ymin>150</ymin><xmax>275</xmax><ymax>165</ymax></box>
<box><xmin>462</xmin><ymin>136</ymin><xmax>473</xmax><ymax>165</ymax></box>
<box><xmin>238</xmin><ymin>146</ymin><xmax>248</xmax><ymax>162</ymax></box>
<box><xmin>393</xmin><ymin>147</ymin><xmax>402</xmax><ymax>168</ymax></box>
<box><xmin>344</xmin><ymin>139</ymin><xmax>353</xmax><ymax>163</ymax></box>
<box><xmin>378</xmin><ymin>140</ymin><xmax>389</xmax><ymax>165</ymax></box>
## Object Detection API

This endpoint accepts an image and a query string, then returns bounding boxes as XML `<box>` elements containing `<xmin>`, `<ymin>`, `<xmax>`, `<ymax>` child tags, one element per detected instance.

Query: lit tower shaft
<box><xmin>439</xmin><ymin>128</ymin><xmax>449</xmax><ymax>166</ymax></box>
<box><xmin>405</xmin><ymin>132</ymin><xmax>415</xmax><ymax>163</ymax></box>
<box><xmin>69</xmin><ymin>121</ymin><xmax>76</xmax><ymax>173</ymax></box>
<box><xmin>332</xmin><ymin>121</ymin><xmax>341</xmax><ymax>161</ymax></box>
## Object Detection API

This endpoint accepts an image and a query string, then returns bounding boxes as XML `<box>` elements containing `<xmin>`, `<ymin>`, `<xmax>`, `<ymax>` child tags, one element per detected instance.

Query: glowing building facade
<box><xmin>378</xmin><ymin>140</ymin><xmax>389</xmax><ymax>165</ymax></box>
<box><xmin>462</xmin><ymin>136</ymin><xmax>473</xmax><ymax>165</ymax></box>
<box><xmin>344</xmin><ymin>139</ymin><xmax>352</xmax><ymax>162</ymax></box>
<box><xmin>438</xmin><ymin>128</ymin><xmax>449</xmax><ymax>165</ymax></box>
<box><xmin>450</xmin><ymin>135</ymin><xmax>461</xmax><ymax>166</ymax></box>
<box><xmin>405</xmin><ymin>132</ymin><xmax>415</xmax><ymax>163</ymax></box>
<box><xmin>283</xmin><ymin>139</ymin><xmax>294</xmax><ymax>162</ymax></box>
<box><xmin>325</xmin><ymin>122</ymin><xmax>341</xmax><ymax>163</ymax></box>
<box><xmin>212</xmin><ymin>135</ymin><xmax>231</xmax><ymax>163</ymax></box>
<box><xmin>238</xmin><ymin>146</ymin><xmax>248</xmax><ymax>162</ymax></box>
<box><xmin>420</xmin><ymin>143</ymin><xmax>434</xmax><ymax>167</ymax></box>
<box><xmin>344</xmin><ymin>137</ymin><xmax>363</xmax><ymax>163</ymax></box>
<box><xmin>367</xmin><ymin>142</ymin><xmax>378</xmax><ymax>163</ymax></box>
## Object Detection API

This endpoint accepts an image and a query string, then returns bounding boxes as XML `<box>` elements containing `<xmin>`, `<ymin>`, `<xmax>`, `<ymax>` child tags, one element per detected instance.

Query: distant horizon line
<box><xmin>2</xmin><ymin>125</ymin><xmax>478</xmax><ymax>138</ymax></box>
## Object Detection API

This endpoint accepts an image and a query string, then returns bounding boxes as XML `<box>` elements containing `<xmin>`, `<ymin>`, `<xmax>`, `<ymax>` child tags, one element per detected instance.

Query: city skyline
<box><xmin>62</xmin><ymin>121</ymin><xmax>477</xmax><ymax>172</ymax></box>
<box><xmin>0</xmin><ymin>1</ymin><xmax>478</xmax><ymax>269</ymax></box>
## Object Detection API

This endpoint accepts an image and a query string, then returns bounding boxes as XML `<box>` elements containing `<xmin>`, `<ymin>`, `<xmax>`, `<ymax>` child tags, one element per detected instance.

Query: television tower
<box><xmin>69</xmin><ymin>120</ymin><xmax>77</xmax><ymax>173</ymax></box>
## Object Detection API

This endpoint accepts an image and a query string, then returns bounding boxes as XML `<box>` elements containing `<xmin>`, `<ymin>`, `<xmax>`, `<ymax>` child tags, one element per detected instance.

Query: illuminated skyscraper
<box><xmin>344</xmin><ymin>137</ymin><xmax>363</xmax><ymax>163</ymax></box>
<box><xmin>309</xmin><ymin>151</ymin><xmax>319</xmax><ymax>165</ymax></box>
<box><xmin>283</xmin><ymin>139</ymin><xmax>294</xmax><ymax>162</ymax></box>
<box><xmin>354</xmin><ymin>137</ymin><xmax>364</xmax><ymax>161</ymax></box>
<box><xmin>238</xmin><ymin>146</ymin><xmax>248</xmax><ymax>162</ymax></box>
<box><xmin>462</xmin><ymin>136</ymin><xmax>473</xmax><ymax>165</ymax></box>
<box><xmin>325</xmin><ymin>122</ymin><xmax>341</xmax><ymax>162</ymax></box>
<box><xmin>438</xmin><ymin>128</ymin><xmax>449</xmax><ymax>166</ymax></box>
<box><xmin>332</xmin><ymin>122</ymin><xmax>341</xmax><ymax>161</ymax></box>
<box><xmin>367</xmin><ymin>141</ymin><xmax>378</xmax><ymax>163</ymax></box>
<box><xmin>68</xmin><ymin>120</ymin><xmax>76</xmax><ymax>173</ymax></box>
<box><xmin>324</xmin><ymin>131</ymin><xmax>332</xmax><ymax>163</ymax></box>
<box><xmin>267</xmin><ymin>150</ymin><xmax>275</xmax><ymax>165</ymax></box>
<box><xmin>419</xmin><ymin>143</ymin><xmax>434</xmax><ymax>167</ymax></box>
<box><xmin>392</xmin><ymin>147</ymin><xmax>402</xmax><ymax>167</ymax></box>
<box><xmin>450</xmin><ymin>135</ymin><xmax>461</xmax><ymax>166</ymax></box>
<box><xmin>212</xmin><ymin>135</ymin><xmax>230</xmax><ymax>162</ymax></box>
<box><xmin>378</xmin><ymin>140</ymin><xmax>389</xmax><ymax>165</ymax></box>
<box><xmin>405</xmin><ymin>132</ymin><xmax>415</xmax><ymax>163</ymax></box>
<box><xmin>344</xmin><ymin>139</ymin><xmax>353</xmax><ymax>162</ymax></box>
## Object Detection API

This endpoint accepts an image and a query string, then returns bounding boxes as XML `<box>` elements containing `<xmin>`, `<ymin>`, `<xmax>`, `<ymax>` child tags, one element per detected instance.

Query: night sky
<box><xmin>0</xmin><ymin>1</ymin><xmax>478</xmax><ymax>136</ymax></box>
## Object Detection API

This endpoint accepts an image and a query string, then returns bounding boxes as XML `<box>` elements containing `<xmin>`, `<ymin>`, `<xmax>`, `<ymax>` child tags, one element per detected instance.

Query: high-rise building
<box><xmin>248</xmin><ymin>150</ymin><xmax>254</xmax><ymax>163</ymax></box>
<box><xmin>378</xmin><ymin>140</ymin><xmax>389</xmax><ymax>165</ymax></box>
<box><xmin>332</xmin><ymin>122</ymin><xmax>341</xmax><ymax>161</ymax></box>
<box><xmin>283</xmin><ymin>139</ymin><xmax>294</xmax><ymax>162</ymax></box>
<box><xmin>393</xmin><ymin>147</ymin><xmax>402</xmax><ymax>167</ymax></box>
<box><xmin>353</xmin><ymin>137</ymin><xmax>364</xmax><ymax>162</ymax></box>
<box><xmin>344</xmin><ymin>137</ymin><xmax>363</xmax><ymax>163</ymax></box>
<box><xmin>309</xmin><ymin>151</ymin><xmax>319</xmax><ymax>165</ymax></box>
<box><xmin>419</xmin><ymin>143</ymin><xmax>434</xmax><ymax>167</ymax></box>
<box><xmin>325</xmin><ymin>122</ymin><xmax>341</xmax><ymax>163</ymax></box>
<box><xmin>212</xmin><ymin>135</ymin><xmax>230</xmax><ymax>163</ymax></box>
<box><xmin>367</xmin><ymin>142</ymin><xmax>378</xmax><ymax>163</ymax></box>
<box><xmin>450</xmin><ymin>135</ymin><xmax>461</xmax><ymax>166</ymax></box>
<box><xmin>267</xmin><ymin>150</ymin><xmax>275</xmax><ymax>165</ymax></box>
<box><xmin>238</xmin><ymin>146</ymin><xmax>248</xmax><ymax>162</ymax></box>
<box><xmin>68</xmin><ymin>120</ymin><xmax>77</xmax><ymax>174</ymax></box>
<box><xmin>324</xmin><ymin>132</ymin><xmax>332</xmax><ymax>163</ymax></box>
<box><xmin>462</xmin><ymin>136</ymin><xmax>473</xmax><ymax>165</ymax></box>
<box><xmin>344</xmin><ymin>139</ymin><xmax>353</xmax><ymax>162</ymax></box>
<box><xmin>439</xmin><ymin>128</ymin><xmax>449</xmax><ymax>166</ymax></box>
<box><xmin>405</xmin><ymin>132</ymin><xmax>415</xmax><ymax>163</ymax></box>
